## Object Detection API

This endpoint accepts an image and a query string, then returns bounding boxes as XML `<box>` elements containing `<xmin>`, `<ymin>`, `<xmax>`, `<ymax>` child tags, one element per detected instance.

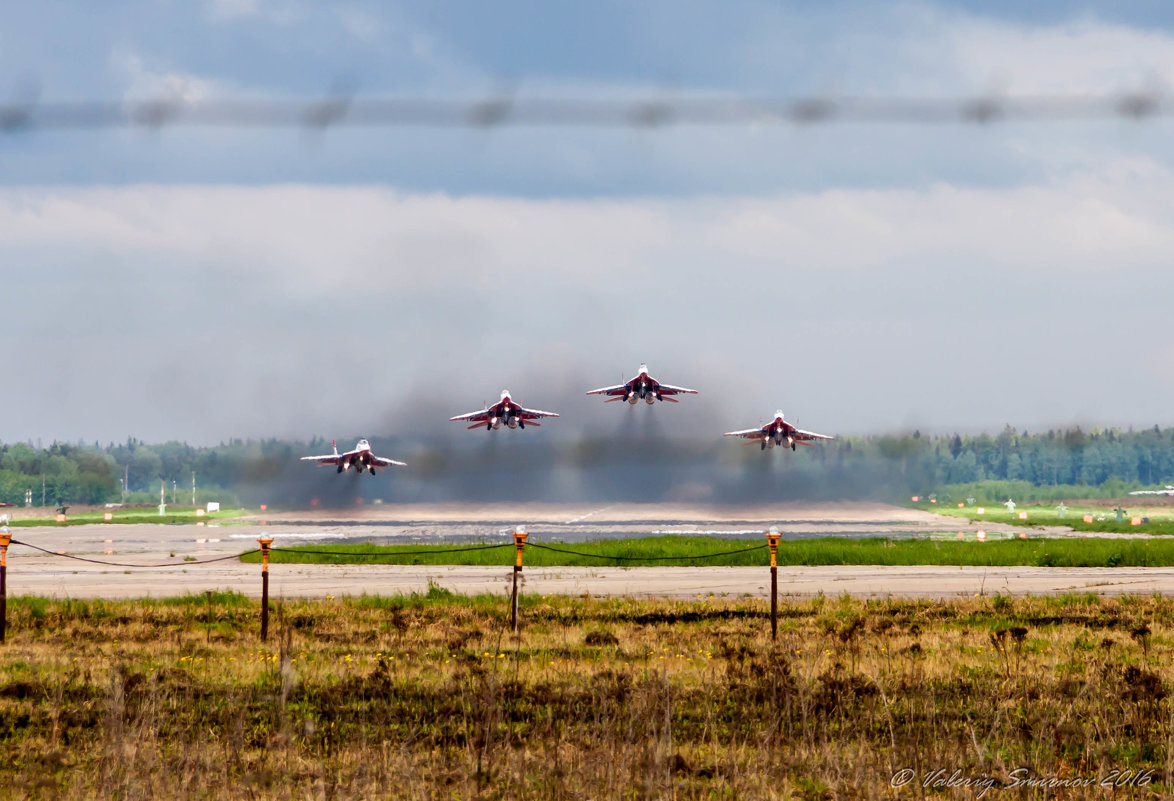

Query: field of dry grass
<box><xmin>1</xmin><ymin>589</ymin><xmax>1172</xmax><ymax>799</ymax></box>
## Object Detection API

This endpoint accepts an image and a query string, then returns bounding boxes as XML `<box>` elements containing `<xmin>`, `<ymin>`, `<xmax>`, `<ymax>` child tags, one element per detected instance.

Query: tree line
<box><xmin>0</xmin><ymin>425</ymin><xmax>1171</xmax><ymax>507</ymax></box>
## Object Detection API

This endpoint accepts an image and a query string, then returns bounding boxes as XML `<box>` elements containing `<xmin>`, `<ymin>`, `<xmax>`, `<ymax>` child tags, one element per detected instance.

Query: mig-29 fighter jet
<box><xmin>450</xmin><ymin>390</ymin><xmax>560</xmax><ymax>431</ymax></box>
<box><xmin>723</xmin><ymin>411</ymin><xmax>834</xmax><ymax>451</ymax></box>
<box><xmin>300</xmin><ymin>439</ymin><xmax>407</xmax><ymax>475</ymax></box>
<box><xmin>586</xmin><ymin>363</ymin><xmax>698</xmax><ymax>405</ymax></box>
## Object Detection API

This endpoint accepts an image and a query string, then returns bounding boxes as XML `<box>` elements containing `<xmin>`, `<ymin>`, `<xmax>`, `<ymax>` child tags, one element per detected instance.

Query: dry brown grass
<box><xmin>1</xmin><ymin>590</ymin><xmax>1172</xmax><ymax>799</ymax></box>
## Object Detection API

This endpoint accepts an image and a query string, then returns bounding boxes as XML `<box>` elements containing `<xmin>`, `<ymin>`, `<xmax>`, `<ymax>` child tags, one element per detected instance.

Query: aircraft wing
<box><xmin>793</xmin><ymin>428</ymin><xmax>834</xmax><ymax>442</ymax></box>
<box><xmin>371</xmin><ymin>455</ymin><xmax>407</xmax><ymax>468</ymax></box>
<box><xmin>517</xmin><ymin>406</ymin><xmax>560</xmax><ymax>420</ymax></box>
<box><xmin>450</xmin><ymin>409</ymin><xmax>491</xmax><ymax>422</ymax></box>
<box><xmin>723</xmin><ymin>427</ymin><xmax>767</xmax><ymax>440</ymax></box>
<box><xmin>301</xmin><ymin>454</ymin><xmax>344</xmax><ymax>466</ymax></box>
<box><xmin>586</xmin><ymin>383</ymin><xmax>629</xmax><ymax>397</ymax></box>
<box><xmin>657</xmin><ymin>383</ymin><xmax>698</xmax><ymax>396</ymax></box>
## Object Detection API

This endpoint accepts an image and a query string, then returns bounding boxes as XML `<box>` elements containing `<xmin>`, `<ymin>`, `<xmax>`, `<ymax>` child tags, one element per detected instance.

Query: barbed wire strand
<box><xmin>0</xmin><ymin>92</ymin><xmax>1171</xmax><ymax>133</ymax></box>
<box><xmin>10</xmin><ymin>539</ymin><xmax>259</xmax><ymax>568</ymax></box>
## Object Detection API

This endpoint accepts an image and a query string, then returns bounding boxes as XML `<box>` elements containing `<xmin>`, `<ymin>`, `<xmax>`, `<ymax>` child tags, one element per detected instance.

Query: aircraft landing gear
<box><xmin>791</xmin><ymin>443</ymin><xmax>797</xmax><ymax>451</ymax></box>
<box><xmin>336</xmin><ymin>464</ymin><xmax>344</xmax><ymax>473</ymax></box>
<box><xmin>519</xmin><ymin>419</ymin><xmax>525</xmax><ymax>429</ymax></box>
<box><xmin>486</xmin><ymin>421</ymin><xmax>492</xmax><ymax>431</ymax></box>
<box><xmin>760</xmin><ymin>441</ymin><xmax>766</xmax><ymax>451</ymax></box>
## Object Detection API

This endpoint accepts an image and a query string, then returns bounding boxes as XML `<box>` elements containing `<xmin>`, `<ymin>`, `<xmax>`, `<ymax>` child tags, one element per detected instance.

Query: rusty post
<box><xmin>766</xmin><ymin>526</ymin><xmax>780</xmax><ymax>641</ymax></box>
<box><xmin>0</xmin><ymin>527</ymin><xmax>10</xmax><ymax>644</ymax></box>
<box><xmin>511</xmin><ymin>527</ymin><xmax>528</xmax><ymax>632</ymax></box>
<box><xmin>258</xmin><ymin>536</ymin><xmax>273</xmax><ymax>641</ymax></box>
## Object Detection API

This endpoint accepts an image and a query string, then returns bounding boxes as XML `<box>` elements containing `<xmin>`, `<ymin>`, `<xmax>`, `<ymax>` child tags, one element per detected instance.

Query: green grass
<box><xmin>245</xmin><ymin>534</ymin><xmax>1174</xmax><ymax>568</ymax></box>
<box><xmin>3</xmin><ymin>506</ymin><xmax>248</xmax><ymax>527</ymax></box>
<box><xmin>2</xmin><ymin>593</ymin><xmax>1173</xmax><ymax>799</ymax></box>
<box><xmin>926</xmin><ymin>503</ymin><xmax>1174</xmax><ymax>535</ymax></box>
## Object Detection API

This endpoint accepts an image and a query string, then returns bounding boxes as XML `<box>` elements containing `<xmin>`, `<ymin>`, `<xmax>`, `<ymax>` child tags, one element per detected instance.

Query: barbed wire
<box><xmin>0</xmin><ymin>91</ymin><xmax>1171</xmax><ymax>133</ymax></box>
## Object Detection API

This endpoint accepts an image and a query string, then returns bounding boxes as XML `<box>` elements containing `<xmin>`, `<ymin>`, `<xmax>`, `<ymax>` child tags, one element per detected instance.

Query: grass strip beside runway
<box><xmin>246</xmin><ymin>535</ymin><xmax>1174</xmax><ymax>568</ymax></box>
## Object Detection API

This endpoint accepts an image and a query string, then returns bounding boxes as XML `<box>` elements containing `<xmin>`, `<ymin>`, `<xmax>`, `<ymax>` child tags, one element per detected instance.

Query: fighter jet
<box><xmin>450</xmin><ymin>390</ymin><xmax>560</xmax><ymax>430</ymax></box>
<box><xmin>724</xmin><ymin>411</ymin><xmax>834</xmax><ymax>451</ymax></box>
<box><xmin>586</xmin><ymin>363</ymin><xmax>698</xmax><ymax>405</ymax></box>
<box><xmin>1129</xmin><ymin>486</ymin><xmax>1174</xmax><ymax>496</ymax></box>
<box><xmin>300</xmin><ymin>439</ymin><xmax>406</xmax><ymax>475</ymax></box>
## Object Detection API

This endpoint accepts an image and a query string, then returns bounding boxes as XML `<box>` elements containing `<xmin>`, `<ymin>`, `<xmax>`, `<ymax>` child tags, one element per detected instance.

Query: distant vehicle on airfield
<box><xmin>300</xmin><ymin>439</ymin><xmax>406</xmax><ymax>475</ymax></box>
<box><xmin>1129</xmin><ymin>485</ymin><xmax>1174</xmax><ymax>496</ymax></box>
<box><xmin>586</xmin><ymin>363</ymin><xmax>698</xmax><ymax>405</ymax></box>
<box><xmin>723</xmin><ymin>411</ymin><xmax>834</xmax><ymax>451</ymax></box>
<box><xmin>450</xmin><ymin>390</ymin><xmax>560</xmax><ymax>430</ymax></box>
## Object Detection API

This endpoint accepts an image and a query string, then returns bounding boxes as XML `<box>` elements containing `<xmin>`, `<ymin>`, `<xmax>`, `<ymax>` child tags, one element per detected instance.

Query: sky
<box><xmin>1</xmin><ymin>0</ymin><xmax>1174</xmax><ymax>446</ymax></box>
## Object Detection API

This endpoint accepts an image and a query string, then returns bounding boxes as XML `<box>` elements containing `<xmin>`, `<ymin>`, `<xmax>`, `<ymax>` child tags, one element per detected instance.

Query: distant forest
<box><xmin>1</xmin><ymin>425</ymin><xmax>1173</xmax><ymax>508</ymax></box>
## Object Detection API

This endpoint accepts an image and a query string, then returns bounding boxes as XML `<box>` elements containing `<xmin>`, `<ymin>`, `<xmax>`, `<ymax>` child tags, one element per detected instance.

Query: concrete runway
<box><xmin>5</xmin><ymin>503</ymin><xmax>1173</xmax><ymax>600</ymax></box>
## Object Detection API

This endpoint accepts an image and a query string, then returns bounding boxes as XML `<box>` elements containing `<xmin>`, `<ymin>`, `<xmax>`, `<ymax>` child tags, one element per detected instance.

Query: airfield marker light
<box><xmin>1018</xmin><ymin>532</ymin><xmax>1027</xmax><ymax>539</ymax></box>
<box><xmin>196</xmin><ymin>508</ymin><xmax>205</xmax><ymax>517</ymax></box>
<box><xmin>976</xmin><ymin>508</ymin><xmax>985</xmax><ymax>515</ymax></box>
<box><xmin>958</xmin><ymin>503</ymin><xmax>965</xmax><ymax>508</ymax></box>
<box><xmin>957</xmin><ymin>532</ymin><xmax>965</xmax><ymax>539</ymax></box>
<box><xmin>258</xmin><ymin>536</ymin><xmax>274</xmax><ymax>642</ymax></box>
<box><xmin>55</xmin><ymin>513</ymin><xmax>66</xmax><ymax>523</ymax></box>
<box><xmin>260</xmin><ymin>505</ymin><xmax>268</xmax><ymax>512</ymax></box>
<box><xmin>1083</xmin><ymin>514</ymin><xmax>1094</xmax><ymax>524</ymax></box>
<box><xmin>911</xmin><ymin>496</ymin><xmax>919</xmax><ymax>503</ymax></box>
<box><xmin>0</xmin><ymin>527</ymin><xmax>9</xmax><ymax>644</ymax></box>
<box><xmin>1131</xmin><ymin>517</ymin><xmax>1142</xmax><ymax>526</ymax></box>
<box><xmin>977</xmin><ymin>531</ymin><xmax>986</xmax><ymax>542</ymax></box>
<box><xmin>103</xmin><ymin>512</ymin><xmax>113</xmax><ymax>522</ymax></box>
<box><xmin>1018</xmin><ymin>512</ymin><xmax>1028</xmax><ymax>520</ymax></box>
<box><xmin>511</xmin><ymin>527</ymin><xmax>528</xmax><ymax>632</ymax></box>
<box><xmin>766</xmin><ymin>526</ymin><xmax>781</xmax><ymax>640</ymax></box>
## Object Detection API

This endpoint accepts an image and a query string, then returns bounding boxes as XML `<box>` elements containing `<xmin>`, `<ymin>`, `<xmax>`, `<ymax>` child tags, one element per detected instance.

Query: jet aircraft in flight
<box><xmin>586</xmin><ymin>363</ymin><xmax>698</xmax><ymax>405</ymax></box>
<box><xmin>724</xmin><ymin>411</ymin><xmax>834</xmax><ymax>451</ymax></box>
<box><xmin>450</xmin><ymin>390</ymin><xmax>560</xmax><ymax>430</ymax></box>
<box><xmin>300</xmin><ymin>439</ymin><xmax>407</xmax><ymax>474</ymax></box>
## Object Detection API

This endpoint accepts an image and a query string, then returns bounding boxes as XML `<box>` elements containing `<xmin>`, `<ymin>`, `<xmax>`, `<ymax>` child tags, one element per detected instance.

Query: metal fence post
<box><xmin>766</xmin><ymin>526</ymin><xmax>780</xmax><ymax>641</ymax></box>
<box><xmin>258</xmin><ymin>536</ymin><xmax>273</xmax><ymax>641</ymax></box>
<box><xmin>0</xmin><ymin>526</ymin><xmax>10</xmax><ymax>644</ymax></box>
<box><xmin>511</xmin><ymin>527</ymin><xmax>528</xmax><ymax>632</ymax></box>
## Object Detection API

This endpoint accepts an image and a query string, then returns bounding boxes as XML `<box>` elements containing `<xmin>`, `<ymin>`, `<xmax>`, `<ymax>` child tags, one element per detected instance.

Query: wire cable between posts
<box><xmin>266</xmin><ymin>541</ymin><xmax>768</xmax><ymax>564</ymax></box>
<box><xmin>525</xmin><ymin>540</ymin><xmax>765</xmax><ymax>559</ymax></box>
<box><xmin>10</xmin><ymin>539</ymin><xmax>259</xmax><ymax>568</ymax></box>
<box><xmin>268</xmin><ymin>543</ymin><xmax>513</xmax><ymax>558</ymax></box>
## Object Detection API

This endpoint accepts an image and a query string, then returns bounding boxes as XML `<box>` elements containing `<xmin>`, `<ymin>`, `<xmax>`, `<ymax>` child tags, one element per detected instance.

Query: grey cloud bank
<box><xmin>1</xmin><ymin>174</ymin><xmax>1171</xmax><ymax>445</ymax></box>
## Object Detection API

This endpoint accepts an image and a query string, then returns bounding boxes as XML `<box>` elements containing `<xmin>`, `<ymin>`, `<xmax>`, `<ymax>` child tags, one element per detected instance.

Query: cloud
<box><xmin>205</xmin><ymin>0</ymin><xmax>301</xmax><ymax>25</ymax></box>
<box><xmin>943</xmin><ymin>14</ymin><xmax>1174</xmax><ymax>95</ymax></box>
<box><xmin>109</xmin><ymin>47</ymin><xmax>218</xmax><ymax>103</ymax></box>
<box><xmin>0</xmin><ymin>162</ymin><xmax>1172</xmax><ymax>443</ymax></box>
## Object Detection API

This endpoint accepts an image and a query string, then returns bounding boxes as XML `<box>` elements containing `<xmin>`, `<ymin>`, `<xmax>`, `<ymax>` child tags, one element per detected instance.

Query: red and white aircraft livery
<box><xmin>450</xmin><ymin>390</ymin><xmax>560</xmax><ymax>431</ymax></box>
<box><xmin>300</xmin><ymin>439</ymin><xmax>407</xmax><ymax>474</ymax></box>
<box><xmin>724</xmin><ymin>411</ymin><xmax>834</xmax><ymax>451</ymax></box>
<box><xmin>586</xmin><ymin>363</ymin><xmax>698</xmax><ymax>405</ymax></box>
